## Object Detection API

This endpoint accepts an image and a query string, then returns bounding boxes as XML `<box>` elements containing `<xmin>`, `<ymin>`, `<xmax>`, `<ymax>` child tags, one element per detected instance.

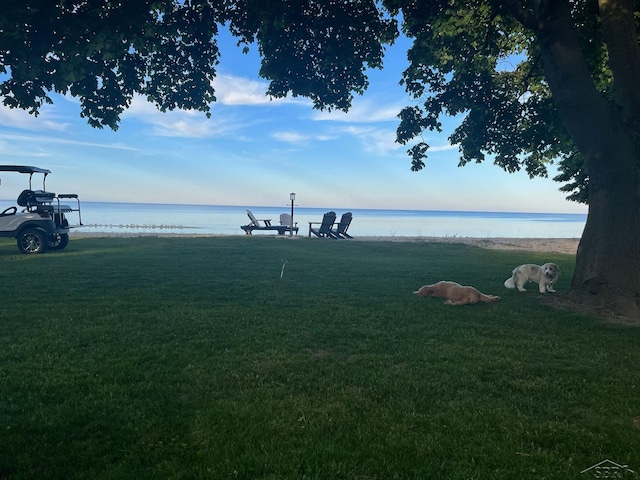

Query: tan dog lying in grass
<box><xmin>414</xmin><ymin>281</ymin><xmax>501</xmax><ymax>306</ymax></box>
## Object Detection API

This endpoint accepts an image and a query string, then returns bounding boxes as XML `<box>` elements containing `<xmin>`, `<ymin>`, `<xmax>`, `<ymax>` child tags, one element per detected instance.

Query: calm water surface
<box><xmin>70</xmin><ymin>202</ymin><xmax>587</xmax><ymax>238</ymax></box>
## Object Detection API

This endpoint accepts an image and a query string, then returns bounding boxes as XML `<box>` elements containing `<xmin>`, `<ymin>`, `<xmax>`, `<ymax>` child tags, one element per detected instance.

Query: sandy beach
<box><xmin>70</xmin><ymin>231</ymin><xmax>580</xmax><ymax>255</ymax></box>
<box><xmin>354</xmin><ymin>236</ymin><xmax>579</xmax><ymax>254</ymax></box>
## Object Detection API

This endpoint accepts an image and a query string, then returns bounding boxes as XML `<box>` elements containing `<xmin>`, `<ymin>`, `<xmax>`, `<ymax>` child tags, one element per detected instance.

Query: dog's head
<box><xmin>414</xmin><ymin>284</ymin><xmax>437</xmax><ymax>297</ymax></box>
<box><xmin>542</xmin><ymin>263</ymin><xmax>560</xmax><ymax>280</ymax></box>
<box><xmin>422</xmin><ymin>286</ymin><xmax>437</xmax><ymax>297</ymax></box>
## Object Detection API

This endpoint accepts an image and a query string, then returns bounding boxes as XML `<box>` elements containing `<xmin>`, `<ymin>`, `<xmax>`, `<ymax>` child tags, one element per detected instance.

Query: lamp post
<box><xmin>289</xmin><ymin>192</ymin><xmax>296</xmax><ymax>236</ymax></box>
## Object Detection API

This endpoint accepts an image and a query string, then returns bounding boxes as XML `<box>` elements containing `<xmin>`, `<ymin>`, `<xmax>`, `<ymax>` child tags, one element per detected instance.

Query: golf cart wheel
<box><xmin>48</xmin><ymin>233</ymin><xmax>70</xmax><ymax>250</ymax></box>
<box><xmin>17</xmin><ymin>228</ymin><xmax>48</xmax><ymax>254</ymax></box>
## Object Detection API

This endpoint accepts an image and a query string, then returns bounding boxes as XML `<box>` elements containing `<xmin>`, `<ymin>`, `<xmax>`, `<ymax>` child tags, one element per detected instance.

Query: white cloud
<box><xmin>272</xmin><ymin>131</ymin><xmax>309</xmax><ymax>144</ymax></box>
<box><xmin>0</xmin><ymin>139</ymin><xmax>51</xmax><ymax>158</ymax></box>
<box><xmin>213</xmin><ymin>74</ymin><xmax>272</xmax><ymax>105</ymax></box>
<box><xmin>311</xmin><ymin>98</ymin><xmax>403</xmax><ymax>123</ymax></box>
<box><xmin>0</xmin><ymin>132</ymin><xmax>139</xmax><ymax>151</ymax></box>
<box><xmin>271</xmin><ymin>130</ymin><xmax>336</xmax><ymax>145</ymax></box>
<box><xmin>122</xmin><ymin>74</ymin><xmax>311</xmax><ymax>138</ymax></box>
<box><xmin>271</xmin><ymin>123</ymin><xmax>407</xmax><ymax>154</ymax></box>
<box><xmin>0</xmin><ymin>104</ymin><xmax>70</xmax><ymax>132</ymax></box>
<box><xmin>213</xmin><ymin>74</ymin><xmax>308</xmax><ymax>107</ymax></box>
<box><xmin>429</xmin><ymin>144</ymin><xmax>458</xmax><ymax>152</ymax></box>
<box><xmin>336</xmin><ymin>125</ymin><xmax>455</xmax><ymax>156</ymax></box>
<box><xmin>337</xmin><ymin>125</ymin><xmax>402</xmax><ymax>155</ymax></box>
<box><xmin>147</xmin><ymin>114</ymin><xmax>234</xmax><ymax>138</ymax></box>
<box><xmin>124</xmin><ymin>94</ymin><xmax>244</xmax><ymax>138</ymax></box>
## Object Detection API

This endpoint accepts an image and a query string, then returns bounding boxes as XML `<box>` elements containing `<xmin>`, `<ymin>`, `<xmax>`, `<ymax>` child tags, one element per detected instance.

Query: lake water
<box><xmin>66</xmin><ymin>202</ymin><xmax>586</xmax><ymax>238</ymax></box>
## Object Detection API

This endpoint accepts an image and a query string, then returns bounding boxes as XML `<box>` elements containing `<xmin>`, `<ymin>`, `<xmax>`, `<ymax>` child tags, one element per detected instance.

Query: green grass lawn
<box><xmin>0</xmin><ymin>236</ymin><xmax>638</xmax><ymax>479</ymax></box>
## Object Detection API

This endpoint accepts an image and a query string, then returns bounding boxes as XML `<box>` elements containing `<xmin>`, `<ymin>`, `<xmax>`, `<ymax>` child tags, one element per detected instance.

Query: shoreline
<box><xmin>359</xmin><ymin>236</ymin><xmax>579</xmax><ymax>254</ymax></box>
<box><xmin>69</xmin><ymin>231</ymin><xmax>579</xmax><ymax>255</ymax></box>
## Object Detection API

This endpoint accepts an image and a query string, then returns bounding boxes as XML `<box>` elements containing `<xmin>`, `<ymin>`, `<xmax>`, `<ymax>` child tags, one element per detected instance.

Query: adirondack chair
<box><xmin>329</xmin><ymin>212</ymin><xmax>353</xmax><ymax>239</ymax></box>
<box><xmin>241</xmin><ymin>209</ymin><xmax>288</xmax><ymax>235</ymax></box>
<box><xmin>279</xmin><ymin>213</ymin><xmax>299</xmax><ymax>234</ymax></box>
<box><xmin>308</xmin><ymin>211</ymin><xmax>337</xmax><ymax>238</ymax></box>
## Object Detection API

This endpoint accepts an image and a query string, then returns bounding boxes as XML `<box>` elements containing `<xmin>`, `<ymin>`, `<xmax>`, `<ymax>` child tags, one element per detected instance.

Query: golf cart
<box><xmin>0</xmin><ymin>165</ymin><xmax>82</xmax><ymax>254</ymax></box>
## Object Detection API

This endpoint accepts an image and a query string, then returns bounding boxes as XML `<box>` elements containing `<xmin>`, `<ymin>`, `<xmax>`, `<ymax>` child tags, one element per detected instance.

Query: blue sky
<box><xmin>0</xmin><ymin>27</ymin><xmax>587</xmax><ymax>214</ymax></box>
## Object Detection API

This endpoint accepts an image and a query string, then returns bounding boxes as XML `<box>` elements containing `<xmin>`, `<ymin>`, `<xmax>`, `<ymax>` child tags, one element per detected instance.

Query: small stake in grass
<box><xmin>280</xmin><ymin>259</ymin><xmax>288</xmax><ymax>278</ymax></box>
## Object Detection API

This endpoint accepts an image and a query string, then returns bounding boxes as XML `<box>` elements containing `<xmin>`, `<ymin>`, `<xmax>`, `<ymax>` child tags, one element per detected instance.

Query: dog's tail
<box><xmin>504</xmin><ymin>277</ymin><xmax>516</xmax><ymax>289</ymax></box>
<box><xmin>479</xmin><ymin>294</ymin><xmax>500</xmax><ymax>303</ymax></box>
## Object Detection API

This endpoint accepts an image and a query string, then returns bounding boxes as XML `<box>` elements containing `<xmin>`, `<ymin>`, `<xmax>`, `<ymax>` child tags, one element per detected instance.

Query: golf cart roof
<box><xmin>0</xmin><ymin>165</ymin><xmax>52</xmax><ymax>174</ymax></box>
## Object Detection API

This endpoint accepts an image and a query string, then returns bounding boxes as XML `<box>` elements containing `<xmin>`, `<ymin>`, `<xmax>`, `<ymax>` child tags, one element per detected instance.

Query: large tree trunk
<box><xmin>533</xmin><ymin>0</ymin><xmax>640</xmax><ymax>319</ymax></box>
<box><xmin>572</xmin><ymin>140</ymin><xmax>640</xmax><ymax>319</ymax></box>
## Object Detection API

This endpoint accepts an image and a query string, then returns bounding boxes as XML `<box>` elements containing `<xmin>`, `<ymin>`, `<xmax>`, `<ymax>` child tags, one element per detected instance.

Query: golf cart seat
<box><xmin>16</xmin><ymin>189</ymin><xmax>79</xmax><ymax>223</ymax></box>
<box><xmin>17</xmin><ymin>189</ymin><xmax>55</xmax><ymax>208</ymax></box>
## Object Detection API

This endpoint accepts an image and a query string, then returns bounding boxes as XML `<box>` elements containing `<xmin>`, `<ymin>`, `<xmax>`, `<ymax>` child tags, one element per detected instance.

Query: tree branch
<box><xmin>497</xmin><ymin>0</ymin><xmax>538</xmax><ymax>31</ymax></box>
<box><xmin>524</xmin><ymin>1</ymin><xmax>614</xmax><ymax>165</ymax></box>
<box><xmin>598</xmin><ymin>0</ymin><xmax>640</xmax><ymax>129</ymax></box>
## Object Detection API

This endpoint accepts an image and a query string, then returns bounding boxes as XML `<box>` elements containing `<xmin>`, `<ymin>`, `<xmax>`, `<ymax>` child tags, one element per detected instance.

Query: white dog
<box><xmin>504</xmin><ymin>263</ymin><xmax>560</xmax><ymax>293</ymax></box>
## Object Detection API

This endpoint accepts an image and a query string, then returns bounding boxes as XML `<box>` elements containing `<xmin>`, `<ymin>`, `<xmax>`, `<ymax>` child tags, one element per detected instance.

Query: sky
<box><xmin>0</xmin><ymin>27</ymin><xmax>587</xmax><ymax>214</ymax></box>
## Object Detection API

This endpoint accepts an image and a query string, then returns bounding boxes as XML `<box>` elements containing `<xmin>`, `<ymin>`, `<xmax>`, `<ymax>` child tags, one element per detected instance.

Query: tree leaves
<box><xmin>229</xmin><ymin>0</ymin><xmax>397</xmax><ymax>111</ymax></box>
<box><xmin>384</xmin><ymin>0</ymin><xmax>604</xmax><ymax>202</ymax></box>
<box><xmin>1</xmin><ymin>0</ymin><xmax>220</xmax><ymax>129</ymax></box>
<box><xmin>1</xmin><ymin>0</ymin><xmax>626</xmax><ymax>203</ymax></box>
<box><xmin>1</xmin><ymin>0</ymin><xmax>396</xmax><ymax>126</ymax></box>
